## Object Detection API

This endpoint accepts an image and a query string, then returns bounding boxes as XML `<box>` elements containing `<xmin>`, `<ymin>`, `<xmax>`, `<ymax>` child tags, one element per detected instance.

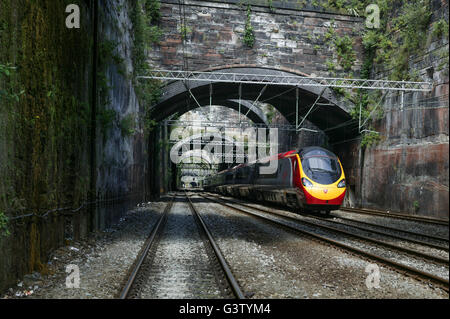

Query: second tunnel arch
<box><xmin>145</xmin><ymin>66</ymin><xmax>358</xmax><ymax>144</ymax></box>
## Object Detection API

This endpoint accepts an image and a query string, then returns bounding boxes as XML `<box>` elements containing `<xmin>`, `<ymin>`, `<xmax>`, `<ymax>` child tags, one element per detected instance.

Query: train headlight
<box><xmin>302</xmin><ymin>178</ymin><xmax>313</xmax><ymax>187</ymax></box>
<box><xmin>337</xmin><ymin>179</ymin><xmax>346</xmax><ymax>188</ymax></box>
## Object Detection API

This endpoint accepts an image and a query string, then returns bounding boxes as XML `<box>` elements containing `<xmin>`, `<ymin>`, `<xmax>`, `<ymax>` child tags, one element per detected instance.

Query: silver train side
<box><xmin>203</xmin><ymin>147</ymin><xmax>347</xmax><ymax>213</ymax></box>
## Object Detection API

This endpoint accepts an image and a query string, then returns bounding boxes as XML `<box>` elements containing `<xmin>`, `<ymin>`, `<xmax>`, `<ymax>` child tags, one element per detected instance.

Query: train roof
<box><xmin>298</xmin><ymin>146</ymin><xmax>337</xmax><ymax>158</ymax></box>
<box><xmin>255</xmin><ymin>150</ymin><xmax>298</xmax><ymax>164</ymax></box>
<box><xmin>206</xmin><ymin>150</ymin><xmax>300</xmax><ymax>179</ymax></box>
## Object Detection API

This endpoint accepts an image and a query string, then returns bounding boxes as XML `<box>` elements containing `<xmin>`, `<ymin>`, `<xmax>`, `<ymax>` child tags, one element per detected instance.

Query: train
<box><xmin>203</xmin><ymin>146</ymin><xmax>346</xmax><ymax>214</ymax></box>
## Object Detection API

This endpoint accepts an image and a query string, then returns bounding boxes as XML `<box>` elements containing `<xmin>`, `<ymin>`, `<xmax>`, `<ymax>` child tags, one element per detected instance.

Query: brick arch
<box><xmin>198</xmin><ymin>64</ymin><xmax>310</xmax><ymax>77</ymax></box>
<box><xmin>152</xmin><ymin>66</ymin><xmax>356</xmax><ymax>143</ymax></box>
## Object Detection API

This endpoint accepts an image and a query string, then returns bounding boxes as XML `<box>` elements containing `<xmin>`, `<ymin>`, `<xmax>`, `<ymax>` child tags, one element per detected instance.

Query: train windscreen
<box><xmin>301</xmin><ymin>149</ymin><xmax>342</xmax><ymax>185</ymax></box>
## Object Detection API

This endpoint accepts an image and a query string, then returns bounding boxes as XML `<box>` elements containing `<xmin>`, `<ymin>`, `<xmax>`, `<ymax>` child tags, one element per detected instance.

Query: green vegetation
<box><xmin>431</xmin><ymin>19</ymin><xmax>449</xmax><ymax>40</ymax></box>
<box><xmin>334</xmin><ymin>35</ymin><xmax>355</xmax><ymax>72</ymax></box>
<box><xmin>243</xmin><ymin>5</ymin><xmax>255</xmax><ymax>48</ymax></box>
<box><xmin>267</xmin><ymin>0</ymin><xmax>276</xmax><ymax>13</ymax></box>
<box><xmin>387</xmin><ymin>1</ymin><xmax>432</xmax><ymax>81</ymax></box>
<box><xmin>0</xmin><ymin>63</ymin><xmax>24</xmax><ymax>102</ymax></box>
<box><xmin>0</xmin><ymin>210</ymin><xmax>9</xmax><ymax>237</ymax></box>
<box><xmin>318</xmin><ymin>0</ymin><xmax>445</xmax><ymax>148</ymax></box>
<box><xmin>265</xmin><ymin>105</ymin><xmax>277</xmax><ymax>123</ymax></box>
<box><xmin>0</xmin><ymin>0</ymin><xmax>95</xmax><ymax>272</ymax></box>
<box><xmin>0</xmin><ymin>0</ymin><xmax>93</xmax><ymax>216</ymax></box>
<box><xmin>324</xmin><ymin>0</ymin><xmax>435</xmax><ymax>81</ymax></box>
<box><xmin>131</xmin><ymin>0</ymin><xmax>162</xmax><ymax>136</ymax></box>
<box><xmin>98</xmin><ymin>40</ymin><xmax>114</xmax><ymax>105</ymax></box>
<box><xmin>120</xmin><ymin>114</ymin><xmax>136</xmax><ymax>137</ymax></box>
<box><xmin>180</xmin><ymin>24</ymin><xmax>192</xmax><ymax>40</ymax></box>
<box><xmin>324</xmin><ymin>27</ymin><xmax>356</xmax><ymax>75</ymax></box>
<box><xmin>97</xmin><ymin>108</ymin><xmax>117</xmax><ymax>137</ymax></box>
<box><xmin>360</xmin><ymin>131</ymin><xmax>381</xmax><ymax>148</ymax></box>
<box><xmin>146</xmin><ymin>0</ymin><xmax>162</xmax><ymax>23</ymax></box>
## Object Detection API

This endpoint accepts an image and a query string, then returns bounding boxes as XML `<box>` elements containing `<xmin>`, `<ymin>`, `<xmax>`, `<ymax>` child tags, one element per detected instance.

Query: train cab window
<box><xmin>301</xmin><ymin>155</ymin><xmax>341</xmax><ymax>185</ymax></box>
<box><xmin>299</xmin><ymin>147</ymin><xmax>342</xmax><ymax>185</ymax></box>
<box><xmin>306</xmin><ymin>157</ymin><xmax>338</xmax><ymax>173</ymax></box>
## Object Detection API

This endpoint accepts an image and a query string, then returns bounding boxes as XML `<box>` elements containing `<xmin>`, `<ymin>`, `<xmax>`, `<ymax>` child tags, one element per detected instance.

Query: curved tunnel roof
<box><xmin>150</xmin><ymin>67</ymin><xmax>358</xmax><ymax>143</ymax></box>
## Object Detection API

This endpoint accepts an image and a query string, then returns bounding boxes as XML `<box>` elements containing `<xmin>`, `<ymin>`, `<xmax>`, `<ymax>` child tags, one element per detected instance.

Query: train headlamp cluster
<box><xmin>338</xmin><ymin>179</ymin><xmax>346</xmax><ymax>188</ymax></box>
<box><xmin>302</xmin><ymin>178</ymin><xmax>313</xmax><ymax>187</ymax></box>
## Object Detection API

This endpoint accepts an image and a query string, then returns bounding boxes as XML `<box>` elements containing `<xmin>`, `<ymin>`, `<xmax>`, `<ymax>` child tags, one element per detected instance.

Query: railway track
<box><xmin>119</xmin><ymin>193</ymin><xmax>244</xmax><ymax>299</ymax></box>
<box><xmin>214</xmin><ymin>196</ymin><xmax>449</xmax><ymax>252</ymax></box>
<box><xmin>200</xmin><ymin>193</ymin><xmax>449</xmax><ymax>291</ymax></box>
<box><xmin>306</xmin><ymin>212</ymin><xmax>448</xmax><ymax>252</ymax></box>
<box><xmin>330</xmin><ymin>214</ymin><xmax>449</xmax><ymax>244</ymax></box>
<box><xmin>341</xmin><ymin>207</ymin><xmax>449</xmax><ymax>226</ymax></box>
<box><xmin>206</xmin><ymin>193</ymin><xmax>449</xmax><ymax>265</ymax></box>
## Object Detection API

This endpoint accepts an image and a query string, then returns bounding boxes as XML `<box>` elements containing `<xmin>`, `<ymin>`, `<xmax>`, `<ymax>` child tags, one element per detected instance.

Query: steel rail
<box><xmin>341</xmin><ymin>207</ymin><xmax>449</xmax><ymax>226</ymax></box>
<box><xmin>209</xmin><ymin>194</ymin><xmax>449</xmax><ymax>251</ymax></box>
<box><xmin>185</xmin><ymin>192</ymin><xmax>245</xmax><ymax>299</ymax></box>
<box><xmin>199</xmin><ymin>194</ymin><xmax>449</xmax><ymax>290</ymax></box>
<box><xmin>308</xmin><ymin>213</ymin><xmax>449</xmax><ymax>252</ymax></box>
<box><xmin>333</xmin><ymin>215</ymin><xmax>449</xmax><ymax>243</ymax></box>
<box><xmin>206</xmin><ymin>194</ymin><xmax>448</xmax><ymax>265</ymax></box>
<box><xmin>119</xmin><ymin>196</ymin><xmax>174</xmax><ymax>299</ymax></box>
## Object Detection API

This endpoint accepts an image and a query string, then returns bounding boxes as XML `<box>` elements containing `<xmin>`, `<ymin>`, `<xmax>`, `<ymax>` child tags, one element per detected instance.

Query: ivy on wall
<box><xmin>0</xmin><ymin>0</ymin><xmax>96</xmax><ymax>271</ymax></box>
<box><xmin>324</xmin><ymin>26</ymin><xmax>356</xmax><ymax>75</ymax></box>
<box><xmin>0</xmin><ymin>0</ymin><xmax>93</xmax><ymax>219</ymax></box>
<box><xmin>318</xmin><ymin>0</ymin><xmax>446</xmax><ymax>148</ymax></box>
<box><xmin>131</xmin><ymin>0</ymin><xmax>162</xmax><ymax>137</ymax></box>
<box><xmin>243</xmin><ymin>5</ymin><xmax>255</xmax><ymax>48</ymax></box>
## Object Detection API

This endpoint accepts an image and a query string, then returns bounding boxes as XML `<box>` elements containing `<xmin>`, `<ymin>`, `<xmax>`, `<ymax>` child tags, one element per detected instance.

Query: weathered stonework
<box><xmin>96</xmin><ymin>0</ymin><xmax>148</xmax><ymax>200</ymax></box>
<box><xmin>0</xmin><ymin>0</ymin><xmax>149</xmax><ymax>293</ymax></box>
<box><xmin>148</xmin><ymin>0</ymin><xmax>364</xmax><ymax>77</ymax></box>
<box><xmin>147</xmin><ymin>0</ymin><xmax>448</xmax><ymax>219</ymax></box>
<box><xmin>337</xmin><ymin>0</ymin><xmax>449</xmax><ymax>219</ymax></box>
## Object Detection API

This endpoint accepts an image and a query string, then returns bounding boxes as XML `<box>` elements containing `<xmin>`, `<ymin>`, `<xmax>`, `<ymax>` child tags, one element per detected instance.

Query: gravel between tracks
<box><xmin>193</xmin><ymin>194</ymin><xmax>448</xmax><ymax>299</ymax></box>
<box><xmin>135</xmin><ymin>198</ymin><xmax>225</xmax><ymax>299</ymax></box>
<box><xmin>213</xmin><ymin>197</ymin><xmax>449</xmax><ymax>281</ymax></box>
<box><xmin>2</xmin><ymin>193</ymin><xmax>447</xmax><ymax>299</ymax></box>
<box><xmin>333</xmin><ymin>210</ymin><xmax>449</xmax><ymax>240</ymax></box>
<box><xmin>1</xmin><ymin>201</ymin><xmax>167</xmax><ymax>299</ymax></box>
<box><xmin>217</xmin><ymin>196</ymin><xmax>449</xmax><ymax>260</ymax></box>
<box><xmin>232</xmin><ymin>197</ymin><xmax>449</xmax><ymax>248</ymax></box>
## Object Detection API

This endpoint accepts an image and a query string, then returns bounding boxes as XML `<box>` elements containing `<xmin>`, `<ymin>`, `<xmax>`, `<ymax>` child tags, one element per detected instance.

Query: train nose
<box><xmin>304</xmin><ymin>187</ymin><xmax>346</xmax><ymax>205</ymax></box>
<box><xmin>303</xmin><ymin>184</ymin><xmax>346</xmax><ymax>203</ymax></box>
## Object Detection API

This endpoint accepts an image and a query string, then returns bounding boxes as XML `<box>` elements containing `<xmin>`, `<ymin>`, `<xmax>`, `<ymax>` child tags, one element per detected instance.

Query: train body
<box><xmin>203</xmin><ymin>146</ymin><xmax>346</xmax><ymax>213</ymax></box>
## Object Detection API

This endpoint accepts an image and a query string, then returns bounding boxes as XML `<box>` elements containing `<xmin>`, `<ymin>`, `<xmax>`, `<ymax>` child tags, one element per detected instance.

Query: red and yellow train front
<box><xmin>293</xmin><ymin>148</ymin><xmax>346</xmax><ymax>211</ymax></box>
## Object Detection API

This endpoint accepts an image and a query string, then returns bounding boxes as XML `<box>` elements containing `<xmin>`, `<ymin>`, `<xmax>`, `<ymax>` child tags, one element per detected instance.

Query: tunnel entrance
<box><xmin>143</xmin><ymin>66</ymin><xmax>433</xmax><ymax>197</ymax></box>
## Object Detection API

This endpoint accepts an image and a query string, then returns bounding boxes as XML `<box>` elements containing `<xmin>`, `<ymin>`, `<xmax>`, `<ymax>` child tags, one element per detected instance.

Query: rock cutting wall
<box><xmin>0</xmin><ymin>0</ymin><xmax>149</xmax><ymax>292</ymax></box>
<box><xmin>96</xmin><ymin>0</ymin><xmax>148</xmax><ymax>200</ymax></box>
<box><xmin>337</xmin><ymin>0</ymin><xmax>449</xmax><ymax>218</ymax></box>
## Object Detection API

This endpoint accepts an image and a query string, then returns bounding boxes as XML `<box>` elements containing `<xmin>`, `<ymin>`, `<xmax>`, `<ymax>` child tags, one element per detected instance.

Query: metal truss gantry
<box><xmin>138</xmin><ymin>70</ymin><xmax>433</xmax><ymax>92</ymax></box>
<box><xmin>140</xmin><ymin>70</ymin><xmax>434</xmax><ymax>134</ymax></box>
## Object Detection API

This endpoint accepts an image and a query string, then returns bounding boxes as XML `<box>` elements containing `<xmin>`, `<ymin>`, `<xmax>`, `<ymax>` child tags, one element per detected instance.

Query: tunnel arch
<box><xmin>149</xmin><ymin>66</ymin><xmax>357</xmax><ymax>143</ymax></box>
<box><xmin>179</xmin><ymin>99</ymin><xmax>270</xmax><ymax>126</ymax></box>
<box><xmin>177</xmin><ymin>149</ymin><xmax>219</xmax><ymax>165</ymax></box>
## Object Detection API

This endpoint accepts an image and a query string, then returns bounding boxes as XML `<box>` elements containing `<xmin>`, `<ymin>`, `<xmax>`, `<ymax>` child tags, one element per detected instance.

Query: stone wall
<box><xmin>337</xmin><ymin>0</ymin><xmax>449</xmax><ymax>218</ymax></box>
<box><xmin>0</xmin><ymin>0</ymin><xmax>149</xmax><ymax>292</ymax></box>
<box><xmin>148</xmin><ymin>0</ymin><xmax>364</xmax><ymax>77</ymax></box>
<box><xmin>147</xmin><ymin>0</ymin><xmax>448</xmax><ymax>219</ymax></box>
<box><xmin>96</xmin><ymin>0</ymin><xmax>149</xmax><ymax>200</ymax></box>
